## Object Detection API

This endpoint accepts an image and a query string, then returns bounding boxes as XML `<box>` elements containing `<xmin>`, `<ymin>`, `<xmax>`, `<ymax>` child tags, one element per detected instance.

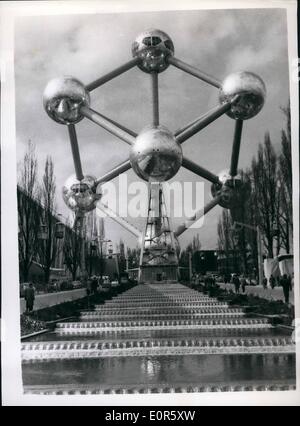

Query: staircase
<box><xmin>22</xmin><ymin>283</ymin><xmax>296</xmax><ymax>394</ymax></box>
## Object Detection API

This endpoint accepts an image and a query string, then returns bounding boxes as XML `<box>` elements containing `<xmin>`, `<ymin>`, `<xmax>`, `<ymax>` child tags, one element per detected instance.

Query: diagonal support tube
<box><xmin>168</xmin><ymin>56</ymin><xmax>222</xmax><ymax>88</ymax></box>
<box><xmin>174</xmin><ymin>104</ymin><xmax>226</xmax><ymax>137</ymax></box>
<box><xmin>182</xmin><ymin>157</ymin><xmax>221</xmax><ymax>185</ymax></box>
<box><xmin>80</xmin><ymin>106</ymin><xmax>136</xmax><ymax>146</ymax></box>
<box><xmin>95</xmin><ymin>159</ymin><xmax>132</xmax><ymax>186</ymax></box>
<box><xmin>151</xmin><ymin>72</ymin><xmax>159</xmax><ymax>126</ymax></box>
<box><xmin>230</xmin><ymin>119</ymin><xmax>244</xmax><ymax>177</ymax></box>
<box><xmin>96</xmin><ymin>203</ymin><xmax>142</xmax><ymax>239</ymax></box>
<box><xmin>67</xmin><ymin>124</ymin><xmax>84</xmax><ymax>181</ymax></box>
<box><xmin>85</xmin><ymin>58</ymin><xmax>139</xmax><ymax>92</ymax></box>
<box><xmin>176</xmin><ymin>101</ymin><xmax>232</xmax><ymax>144</ymax></box>
<box><xmin>89</xmin><ymin>111</ymin><xmax>137</xmax><ymax>138</ymax></box>
<box><xmin>175</xmin><ymin>195</ymin><xmax>221</xmax><ymax>237</ymax></box>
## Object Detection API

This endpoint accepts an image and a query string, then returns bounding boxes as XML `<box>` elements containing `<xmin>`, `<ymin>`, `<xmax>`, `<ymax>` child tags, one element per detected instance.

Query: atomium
<box><xmin>62</xmin><ymin>174</ymin><xmax>101</xmax><ymax>213</ymax></box>
<box><xmin>211</xmin><ymin>171</ymin><xmax>251</xmax><ymax>209</ymax></box>
<box><xmin>219</xmin><ymin>71</ymin><xmax>266</xmax><ymax>120</ymax></box>
<box><xmin>43</xmin><ymin>76</ymin><xmax>90</xmax><ymax>124</ymax></box>
<box><xmin>132</xmin><ymin>29</ymin><xmax>174</xmax><ymax>73</ymax></box>
<box><xmin>43</xmin><ymin>28</ymin><xmax>266</xmax><ymax>243</ymax></box>
<box><xmin>130</xmin><ymin>125</ymin><xmax>182</xmax><ymax>182</ymax></box>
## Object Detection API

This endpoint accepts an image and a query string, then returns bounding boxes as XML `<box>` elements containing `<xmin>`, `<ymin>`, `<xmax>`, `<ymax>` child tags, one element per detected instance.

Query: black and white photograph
<box><xmin>1</xmin><ymin>0</ymin><xmax>299</xmax><ymax>406</ymax></box>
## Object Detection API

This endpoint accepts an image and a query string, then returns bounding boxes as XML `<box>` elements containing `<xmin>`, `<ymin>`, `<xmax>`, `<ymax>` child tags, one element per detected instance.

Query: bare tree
<box><xmin>228</xmin><ymin>170</ymin><xmax>253</xmax><ymax>273</ymax></box>
<box><xmin>17</xmin><ymin>141</ymin><xmax>41</xmax><ymax>282</ymax></box>
<box><xmin>217</xmin><ymin>209</ymin><xmax>237</xmax><ymax>273</ymax></box>
<box><xmin>37</xmin><ymin>156</ymin><xmax>57</xmax><ymax>284</ymax></box>
<box><xmin>251</xmin><ymin>133</ymin><xmax>278</xmax><ymax>258</ymax></box>
<box><xmin>63</xmin><ymin>224</ymin><xmax>82</xmax><ymax>281</ymax></box>
<box><xmin>179</xmin><ymin>234</ymin><xmax>201</xmax><ymax>269</ymax></box>
<box><xmin>278</xmin><ymin>104</ymin><xmax>293</xmax><ymax>253</ymax></box>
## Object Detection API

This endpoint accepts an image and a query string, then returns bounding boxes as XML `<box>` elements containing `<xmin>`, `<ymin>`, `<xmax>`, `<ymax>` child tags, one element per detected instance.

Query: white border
<box><xmin>1</xmin><ymin>0</ymin><xmax>299</xmax><ymax>406</ymax></box>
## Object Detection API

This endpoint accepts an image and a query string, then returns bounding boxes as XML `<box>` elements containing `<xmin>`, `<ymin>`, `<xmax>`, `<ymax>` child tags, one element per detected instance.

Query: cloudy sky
<box><xmin>15</xmin><ymin>7</ymin><xmax>290</xmax><ymax>251</ymax></box>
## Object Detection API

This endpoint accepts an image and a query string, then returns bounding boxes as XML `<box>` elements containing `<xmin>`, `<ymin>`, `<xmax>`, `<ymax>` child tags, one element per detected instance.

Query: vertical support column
<box><xmin>151</xmin><ymin>182</ymin><xmax>162</xmax><ymax>236</ymax></box>
<box><xmin>139</xmin><ymin>183</ymin><xmax>178</xmax><ymax>284</ymax></box>
<box><xmin>68</xmin><ymin>124</ymin><xmax>84</xmax><ymax>181</ymax></box>
<box><xmin>189</xmin><ymin>252</ymin><xmax>193</xmax><ymax>282</ymax></box>
<box><xmin>80</xmin><ymin>218</ymin><xmax>86</xmax><ymax>277</ymax></box>
<box><xmin>230</xmin><ymin>119</ymin><xmax>243</xmax><ymax>177</ymax></box>
<box><xmin>151</xmin><ymin>73</ymin><xmax>159</xmax><ymax>127</ymax></box>
<box><xmin>257</xmin><ymin>226</ymin><xmax>264</xmax><ymax>287</ymax></box>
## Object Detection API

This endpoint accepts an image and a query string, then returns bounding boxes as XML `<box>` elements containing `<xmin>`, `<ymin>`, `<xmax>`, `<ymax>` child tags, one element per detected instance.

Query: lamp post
<box><xmin>233</xmin><ymin>221</ymin><xmax>263</xmax><ymax>287</ymax></box>
<box><xmin>214</xmin><ymin>251</ymin><xmax>218</xmax><ymax>273</ymax></box>
<box><xmin>37</xmin><ymin>218</ymin><xmax>65</xmax><ymax>290</ymax></box>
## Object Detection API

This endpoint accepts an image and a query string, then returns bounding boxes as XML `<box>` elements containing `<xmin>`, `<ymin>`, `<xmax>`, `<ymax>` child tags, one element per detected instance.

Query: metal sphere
<box><xmin>43</xmin><ymin>76</ymin><xmax>90</xmax><ymax>124</ymax></box>
<box><xmin>130</xmin><ymin>125</ymin><xmax>182</xmax><ymax>182</ymax></box>
<box><xmin>211</xmin><ymin>171</ymin><xmax>251</xmax><ymax>209</ymax></box>
<box><xmin>132</xmin><ymin>29</ymin><xmax>174</xmax><ymax>73</ymax></box>
<box><xmin>62</xmin><ymin>174</ymin><xmax>101</xmax><ymax>213</ymax></box>
<box><xmin>219</xmin><ymin>71</ymin><xmax>266</xmax><ymax>120</ymax></box>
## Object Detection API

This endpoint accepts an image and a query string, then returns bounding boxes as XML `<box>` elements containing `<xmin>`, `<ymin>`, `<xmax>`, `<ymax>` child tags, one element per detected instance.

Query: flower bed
<box><xmin>20</xmin><ymin>282</ymin><xmax>136</xmax><ymax>336</ymax></box>
<box><xmin>21</xmin><ymin>314</ymin><xmax>47</xmax><ymax>336</ymax></box>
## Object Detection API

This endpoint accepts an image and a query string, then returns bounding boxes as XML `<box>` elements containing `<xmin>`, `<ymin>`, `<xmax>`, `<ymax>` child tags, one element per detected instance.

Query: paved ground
<box><xmin>20</xmin><ymin>288</ymin><xmax>87</xmax><ymax>314</ymax></box>
<box><xmin>218</xmin><ymin>283</ymin><xmax>294</xmax><ymax>304</ymax></box>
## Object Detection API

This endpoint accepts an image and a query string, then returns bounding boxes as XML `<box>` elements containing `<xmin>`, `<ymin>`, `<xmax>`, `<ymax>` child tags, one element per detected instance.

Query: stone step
<box><xmin>27</xmin><ymin>327</ymin><xmax>289</xmax><ymax>342</ymax></box>
<box><xmin>97</xmin><ymin>302</ymin><xmax>229</xmax><ymax>308</ymax></box>
<box><xmin>21</xmin><ymin>336</ymin><xmax>295</xmax><ymax>361</ymax></box>
<box><xmin>122</xmin><ymin>292</ymin><xmax>201</xmax><ymax>296</ymax></box>
<box><xmin>116</xmin><ymin>294</ymin><xmax>208</xmax><ymax>299</ymax></box>
<box><xmin>80</xmin><ymin>312</ymin><xmax>245</xmax><ymax>320</ymax></box>
<box><xmin>22</xmin><ymin>335</ymin><xmax>293</xmax><ymax>351</ymax></box>
<box><xmin>55</xmin><ymin>318</ymin><xmax>272</xmax><ymax>333</ymax></box>
<box><xmin>110</xmin><ymin>297</ymin><xmax>213</xmax><ymax>301</ymax></box>
<box><xmin>23</xmin><ymin>382</ymin><xmax>297</xmax><ymax>394</ymax></box>
<box><xmin>88</xmin><ymin>307</ymin><xmax>242</xmax><ymax>315</ymax></box>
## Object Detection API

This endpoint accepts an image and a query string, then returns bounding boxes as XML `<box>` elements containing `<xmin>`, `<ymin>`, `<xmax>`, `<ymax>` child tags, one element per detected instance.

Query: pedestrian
<box><xmin>269</xmin><ymin>274</ymin><xmax>276</xmax><ymax>289</ymax></box>
<box><xmin>280</xmin><ymin>274</ymin><xmax>292</xmax><ymax>304</ymax></box>
<box><xmin>232</xmin><ymin>274</ymin><xmax>240</xmax><ymax>294</ymax></box>
<box><xmin>204</xmin><ymin>275</ymin><xmax>212</xmax><ymax>291</ymax></box>
<box><xmin>86</xmin><ymin>277</ymin><xmax>92</xmax><ymax>296</ymax></box>
<box><xmin>240</xmin><ymin>275</ymin><xmax>246</xmax><ymax>293</ymax></box>
<box><xmin>211</xmin><ymin>276</ymin><xmax>216</xmax><ymax>287</ymax></box>
<box><xmin>24</xmin><ymin>283</ymin><xmax>35</xmax><ymax>313</ymax></box>
<box><xmin>262</xmin><ymin>277</ymin><xmax>268</xmax><ymax>290</ymax></box>
<box><xmin>91</xmin><ymin>276</ymin><xmax>98</xmax><ymax>294</ymax></box>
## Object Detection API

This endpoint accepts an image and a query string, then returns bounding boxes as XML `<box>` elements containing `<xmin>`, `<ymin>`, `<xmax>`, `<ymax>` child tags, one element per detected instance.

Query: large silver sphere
<box><xmin>132</xmin><ymin>29</ymin><xmax>174</xmax><ymax>73</ymax></box>
<box><xmin>219</xmin><ymin>71</ymin><xmax>266</xmax><ymax>120</ymax></box>
<box><xmin>130</xmin><ymin>125</ymin><xmax>182</xmax><ymax>182</ymax></box>
<box><xmin>43</xmin><ymin>76</ymin><xmax>90</xmax><ymax>124</ymax></box>
<box><xmin>62</xmin><ymin>174</ymin><xmax>101</xmax><ymax>213</ymax></box>
<box><xmin>211</xmin><ymin>170</ymin><xmax>251</xmax><ymax>209</ymax></box>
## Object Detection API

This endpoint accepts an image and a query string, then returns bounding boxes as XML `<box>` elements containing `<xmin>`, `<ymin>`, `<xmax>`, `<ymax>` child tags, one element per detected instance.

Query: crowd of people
<box><xmin>190</xmin><ymin>271</ymin><xmax>294</xmax><ymax>304</ymax></box>
<box><xmin>229</xmin><ymin>273</ymin><xmax>293</xmax><ymax>304</ymax></box>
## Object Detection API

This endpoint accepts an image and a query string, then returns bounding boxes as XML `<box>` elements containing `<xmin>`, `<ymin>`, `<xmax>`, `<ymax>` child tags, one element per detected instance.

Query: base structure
<box><xmin>139</xmin><ymin>183</ymin><xmax>179</xmax><ymax>283</ymax></box>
